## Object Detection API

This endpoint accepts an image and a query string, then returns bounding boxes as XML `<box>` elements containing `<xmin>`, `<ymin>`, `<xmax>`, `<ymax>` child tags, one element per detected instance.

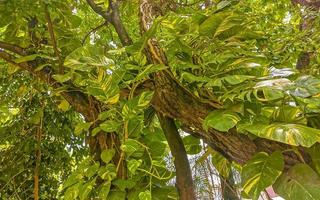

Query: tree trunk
<box><xmin>158</xmin><ymin>113</ymin><xmax>196</xmax><ymax>200</ymax></box>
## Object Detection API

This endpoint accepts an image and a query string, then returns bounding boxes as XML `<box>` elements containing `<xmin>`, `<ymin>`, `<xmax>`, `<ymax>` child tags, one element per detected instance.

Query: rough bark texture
<box><xmin>140</xmin><ymin>1</ymin><xmax>197</xmax><ymax>198</ymax></box>
<box><xmin>158</xmin><ymin>113</ymin><xmax>196</xmax><ymax>200</ymax></box>
<box><xmin>151</xmin><ymin>72</ymin><xmax>309</xmax><ymax>167</ymax></box>
<box><xmin>291</xmin><ymin>0</ymin><xmax>320</xmax><ymax>9</ymax></box>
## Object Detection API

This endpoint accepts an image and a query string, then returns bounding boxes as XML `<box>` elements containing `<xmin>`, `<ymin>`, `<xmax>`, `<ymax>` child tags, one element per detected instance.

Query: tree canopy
<box><xmin>1</xmin><ymin>0</ymin><xmax>320</xmax><ymax>199</ymax></box>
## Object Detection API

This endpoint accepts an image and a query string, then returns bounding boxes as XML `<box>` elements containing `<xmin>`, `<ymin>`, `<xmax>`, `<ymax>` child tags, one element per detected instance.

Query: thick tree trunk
<box><xmin>152</xmin><ymin>70</ymin><xmax>309</xmax><ymax>167</ymax></box>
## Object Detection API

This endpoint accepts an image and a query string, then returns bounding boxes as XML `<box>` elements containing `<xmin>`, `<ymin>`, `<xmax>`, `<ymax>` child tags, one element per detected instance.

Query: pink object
<box><xmin>265</xmin><ymin>186</ymin><xmax>277</xmax><ymax>198</ymax></box>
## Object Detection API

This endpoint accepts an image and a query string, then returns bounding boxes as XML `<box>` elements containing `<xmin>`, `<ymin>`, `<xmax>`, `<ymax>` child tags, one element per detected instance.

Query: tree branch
<box><xmin>81</xmin><ymin>21</ymin><xmax>108</xmax><ymax>46</ymax></box>
<box><xmin>0</xmin><ymin>41</ymin><xmax>27</xmax><ymax>56</ymax></box>
<box><xmin>158</xmin><ymin>113</ymin><xmax>196</xmax><ymax>200</ymax></box>
<box><xmin>86</xmin><ymin>0</ymin><xmax>132</xmax><ymax>46</ymax></box>
<box><xmin>86</xmin><ymin>0</ymin><xmax>110</xmax><ymax>20</ymax></box>
<box><xmin>44</xmin><ymin>4</ymin><xmax>64</xmax><ymax>74</ymax></box>
<box><xmin>0</xmin><ymin>49</ymin><xmax>98</xmax><ymax>121</ymax></box>
<box><xmin>291</xmin><ymin>0</ymin><xmax>320</xmax><ymax>9</ymax></box>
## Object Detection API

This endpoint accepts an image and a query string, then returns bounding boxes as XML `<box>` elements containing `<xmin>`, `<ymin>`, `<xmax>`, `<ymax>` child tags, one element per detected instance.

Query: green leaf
<box><xmin>199</xmin><ymin>12</ymin><xmax>229</xmax><ymax>36</ymax></box>
<box><xmin>253</xmin><ymin>87</ymin><xmax>284</xmax><ymax>102</ymax></box>
<box><xmin>108</xmin><ymin>191</ymin><xmax>126</xmax><ymax>200</ymax></box>
<box><xmin>211</xmin><ymin>150</ymin><xmax>231</xmax><ymax>178</ymax></box>
<box><xmin>98</xmin><ymin>182</ymin><xmax>111</xmax><ymax>200</ymax></box>
<box><xmin>64</xmin><ymin>183</ymin><xmax>81</xmax><ymax>200</ymax></box>
<box><xmin>14</xmin><ymin>54</ymin><xmax>39</xmax><ymax>63</ymax></box>
<box><xmin>74</xmin><ymin>122</ymin><xmax>92</xmax><ymax>136</ymax></box>
<box><xmin>85</xmin><ymin>162</ymin><xmax>100</xmax><ymax>178</ymax></box>
<box><xmin>98</xmin><ymin>164</ymin><xmax>117</xmax><ymax>180</ymax></box>
<box><xmin>113</xmin><ymin>179</ymin><xmax>136</xmax><ymax>191</ymax></box>
<box><xmin>79</xmin><ymin>178</ymin><xmax>95</xmax><ymax>200</ymax></box>
<box><xmin>92</xmin><ymin>127</ymin><xmax>101</xmax><ymax>136</ymax></box>
<box><xmin>274</xmin><ymin>164</ymin><xmax>320</xmax><ymax>200</ymax></box>
<box><xmin>241</xmin><ymin>151</ymin><xmax>284</xmax><ymax>200</ymax></box>
<box><xmin>58</xmin><ymin>99</ymin><xmax>70</xmax><ymax>111</ymax></box>
<box><xmin>139</xmin><ymin>190</ymin><xmax>151</xmax><ymax>200</ymax></box>
<box><xmin>306</xmin><ymin>144</ymin><xmax>320</xmax><ymax>175</ymax></box>
<box><xmin>29</xmin><ymin>108</ymin><xmax>43</xmax><ymax>124</ymax></box>
<box><xmin>135</xmin><ymin>64</ymin><xmax>167</xmax><ymax>81</ymax></box>
<box><xmin>52</xmin><ymin>72</ymin><xmax>72</xmax><ymax>83</ymax></box>
<box><xmin>99</xmin><ymin>120</ymin><xmax>120</xmax><ymax>133</ymax></box>
<box><xmin>183</xmin><ymin>135</ymin><xmax>201</xmax><ymax>155</ymax></box>
<box><xmin>98</xmin><ymin>110</ymin><xmax>115</xmax><ymax>121</ymax></box>
<box><xmin>101</xmin><ymin>149</ymin><xmax>115</xmax><ymax>164</ymax></box>
<box><xmin>120</xmin><ymin>139</ymin><xmax>145</xmax><ymax>158</ymax></box>
<box><xmin>127</xmin><ymin>159</ymin><xmax>142</xmax><ymax>175</ymax></box>
<box><xmin>181</xmin><ymin>72</ymin><xmax>210</xmax><ymax>83</ymax></box>
<box><xmin>223</xmin><ymin>75</ymin><xmax>254</xmax><ymax>85</ymax></box>
<box><xmin>203</xmin><ymin>110</ymin><xmax>240</xmax><ymax>132</ymax></box>
<box><xmin>138</xmin><ymin>91</ymin><xmax>154</xmax><ymax>107</ymax></box>
<box><xmin>243</xmin><ymin>123</ymin><xmax>320</xmax><ymax>147</ymax></box>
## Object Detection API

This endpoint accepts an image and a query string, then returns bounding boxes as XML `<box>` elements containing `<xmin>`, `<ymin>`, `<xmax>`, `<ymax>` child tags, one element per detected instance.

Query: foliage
<box><xmin>1</xmin><ymin>0</ymin><xmax>320</xmax><ymax>199</ymax></box>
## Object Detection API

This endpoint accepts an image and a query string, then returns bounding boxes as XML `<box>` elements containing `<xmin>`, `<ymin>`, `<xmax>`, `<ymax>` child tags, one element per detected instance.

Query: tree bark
<box><xmin>151</xmin><ymin>70</ymin><xmax>309</xmax><ymax>168</ymax></box>
<box><xmin>158</xmin><ymin>113</ymin><xmax>196</xmax><ymax>200</ymax></box>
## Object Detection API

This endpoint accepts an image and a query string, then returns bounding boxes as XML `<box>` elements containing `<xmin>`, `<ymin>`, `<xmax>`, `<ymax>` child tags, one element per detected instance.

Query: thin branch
<box><xmin>0</xmin><ymin>169</ymin><xmax>26</xmax><ymax>192</ymax></box>
<box><xmin>33</xmin><ymin>113</ymin><xmax>43</xmax><ymax>200</ymax></box>
<box><xmin>86</xmin><ymin>0</ymin><xmax>110</xmax><ymax>21</ymax></box>
<box><xmin>0</xmin><ymin>41</ymin><xmax>27</xmax><ymax>56</ymax></box>
<box><xmin>0</xmin><ymin>49</ymin><xmax>57</xmax><ymax>87</ymax></box>
<box><xmin>0</xmin><ymin>49</ymin><xmax>102</xmax><ymax>122</ymax></box>
<box><xmin>44</xmin><ymin>4</ymin><xmax>64</xmax><ymax>74</ymax></box>
<box><xmin>86</xmin><ymin>0</ymin><xmax>132</xmax><ymax>46</ymax></box>
<box><xmin>81</xmin><ymin>21</ymin><xmax>107</xmax><ymax>46</ymax></box>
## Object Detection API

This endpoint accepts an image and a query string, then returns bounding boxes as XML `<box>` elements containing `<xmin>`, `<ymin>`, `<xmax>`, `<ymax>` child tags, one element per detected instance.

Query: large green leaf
<box><xmin>211</xmin><ymin>150</ymin><xmax>231</xmax><ymax>178</ymax></box>
<box><xmin>199</xmin><ymin>12</ymin><xmax>229</xmax><ymax>36</ymax></box>
<box><xmin>243</xmin><ymin>123</ymin><xmax>320</xmax><ymax>147</ymax></box>
<box><xmin>139</xmin><ymin>190</ymin><xmax>151</xmax><ymax>200</ymax></box>
<box><xmin>274</xmin><ymin>164</ymin><xmax>320</xmax><ymax>200</ymax></box>
<box><xmin>182</xmin><ymin>135</ymin><xmax>202</xmax><ymax>155</ymax></box>
<box><xmin>101</xmin><ymin>149</ymin><xmax>115</xmax><ymax>164</ymax></box>
<box><xmin>241</xmin><ymin>151</ymin><xmax>284</xmax><ymax>200</ymax></box>
<box><xmin>120</xmin><ymin>139</ymin><xmax>145</xmax><ymax>158</ymax></box>
<box><xmin>99</xmin><ymin>120</ymin><xmax>120</xmax><ymax>133</ymax></box>
<box><xmin>203</xmin><ymin>110</ymin><xmax>240</xmax><ymax>132</ymax></box>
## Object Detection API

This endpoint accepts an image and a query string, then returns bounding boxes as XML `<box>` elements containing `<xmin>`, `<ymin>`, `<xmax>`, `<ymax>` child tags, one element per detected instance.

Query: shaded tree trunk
<box><xmin>158</xmin><ymin>113</ymin><xmax>196</xmax><ymax>200</ymax></box>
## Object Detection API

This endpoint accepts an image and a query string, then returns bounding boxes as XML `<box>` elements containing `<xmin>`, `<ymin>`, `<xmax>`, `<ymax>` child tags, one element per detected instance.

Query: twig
<box><xmin>0</xmin><ymin>41</ymin><xmax>27</xmax><ymax>56</ymax></box>
<box><xmin>81</xmin><ymin>22</ymin><xmax>107</xmax><ymax>46</ymax></box>
<box><xmin>44</xmin><ymin>4</ymin><xmax>64</xmax><ymax>74</ymax></box>
<box><xmin>86</xmin><ymin>0</ymin><xmax>132</xmax><ymax>46</ymax></box>
<box><xmin>0</xmin><ymin>169</ymin><xmax>26</xmax><ymax>192</ymax></box>
<box><xmin>86</xmin><ymin>0</ymin><xmax>111</xmax><ymax>21</ymax></box>
<box><xmin>33</xmin><ymin>107</ymin><xmax>43</xmax><ymax>200</ymax></box>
